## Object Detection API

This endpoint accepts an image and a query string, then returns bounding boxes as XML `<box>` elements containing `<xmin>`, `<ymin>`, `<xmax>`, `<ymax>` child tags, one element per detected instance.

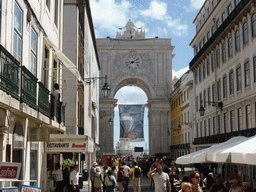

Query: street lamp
<box><xmin>199</xmin><ymin>100</ymin><xmax>223</xmax><ymax>116</ymax></box>
<box><xmin>84</xmin><ymin>75</ymin><xmax>111</xmax><ymax>98</ymax></box>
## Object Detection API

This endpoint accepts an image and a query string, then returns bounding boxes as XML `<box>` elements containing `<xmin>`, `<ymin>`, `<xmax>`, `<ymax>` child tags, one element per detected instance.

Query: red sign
<box><xmin>22</xmin><ymin>185</ymin><xmax>41</xmax><ymax>192</ymax></box>
<box><xmin>0</xmin><ymin>162</ymin><xmax>21</xmax><ymax>179</ymax></box>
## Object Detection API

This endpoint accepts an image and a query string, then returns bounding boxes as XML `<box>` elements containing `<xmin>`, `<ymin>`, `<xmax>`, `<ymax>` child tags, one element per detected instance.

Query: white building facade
<box><xmin>190</xmin><ymin>0</ymin><xmax>256</xmax><ymax>150</ymax></box>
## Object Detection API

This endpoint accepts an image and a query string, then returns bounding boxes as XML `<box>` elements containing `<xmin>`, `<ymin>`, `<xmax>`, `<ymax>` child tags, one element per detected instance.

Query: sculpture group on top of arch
<box><xmin>116</xmin><ymin>19</ymin><xmax>146</xmax><ymax>39</ymax></box>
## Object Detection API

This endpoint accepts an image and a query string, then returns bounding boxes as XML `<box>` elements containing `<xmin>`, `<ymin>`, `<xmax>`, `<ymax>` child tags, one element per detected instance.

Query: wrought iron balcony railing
<box><xmin>38</xmin><ymin>82</ymin><xmax>50</xmax><ymax>117</ymax></box>
<box><xmin>193</xmin><ymin>127</ymin><xmax>256</xmax><ymax>145</ymax></box>
<box><xmin>0</xmin><ymin>44</ymin><xmax>20</xmax><ymax>99</ymax></box>
<box><xmin>21</xmin><ymin>66</ymin><xmax>37</xmax><ymax>109</ymax></box>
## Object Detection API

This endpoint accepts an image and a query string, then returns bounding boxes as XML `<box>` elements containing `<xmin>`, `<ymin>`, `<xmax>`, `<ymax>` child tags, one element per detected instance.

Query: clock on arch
<box><xmin>125</xmin><ymin>55</ymin><xmax>140</xmax><ymax>68</ymax></box>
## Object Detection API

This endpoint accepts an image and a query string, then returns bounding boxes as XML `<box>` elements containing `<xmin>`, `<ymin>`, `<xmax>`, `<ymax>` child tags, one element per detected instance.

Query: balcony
<box><xmin>193</xmin><ymin>127</ymin><xmax>256</xmax><ymax>145</ymax></box>
<box><xmin>0</xmin><ymin>44</ymin><xmax>20</xmax><ymax>100</ymax></box>
<box><xmin>0</xmin><ymin>44</ymin><xmax>66</xmax><ymax>123</ymax></box>
<box><xmin>190</xmin><ymin>0</ymin><xmax>251</xmax><ymax>69</ymax></box>
<box><xmin>170</xmin><ymin>143</ymin><xmax>190</xmax><ymax>150</ymax></box>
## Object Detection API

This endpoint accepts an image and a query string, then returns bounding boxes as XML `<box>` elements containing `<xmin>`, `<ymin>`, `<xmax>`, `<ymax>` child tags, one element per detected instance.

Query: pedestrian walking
<box><xmin>130</xmin><ymin>162</ymin><xmax>141</xmax><ymax>192</ymax></box>
<box><xmin>189</xmin><ymin>171</ymin><xmax>203</xmax><ymax>192</ymax></box>
<box><xmin>123</xmin><ymin>162</ymin><xmax>130</xmax><ymax>192</ymax></box>
<box><xmin>104</xmin><ymin>170</ymin><xmax>117</xmax><ymax>192</ymax></box>
<box><xmin>117</xmin><ymin>166</ymin><xmax>125</xmax><ymax>192</ymax></box>
<box><xmin>228</xmin><ymin>179</ymin><xmax>242</xmax><ymax>192</ymax></box>
<box><xmin>94</xmin><ymin>167</ymin><xmax>103</xmax><ymax>192</ymax></box>
<box><xmin>70</xmin><ymin>165</ymin><xmax>80</xmax><ymax>192</ymax></box>
<box><xmin>52</xmin><ymin>163</ymin><xmax>64</xmax><ymax>192</ymax></box>
<box><xmin>179</xmin><ymin>182</ymin><xmax>192</xmax><ymax>192</ymax></box>
<box><xmin>90</xmin><ymin>162</ymin><xmax>97</xmax><ymax>192</ymax></box>
<box><xmin>147</xmin><ymin>165</ymin><xmax>171</xmax><ymax>192</ymax></box>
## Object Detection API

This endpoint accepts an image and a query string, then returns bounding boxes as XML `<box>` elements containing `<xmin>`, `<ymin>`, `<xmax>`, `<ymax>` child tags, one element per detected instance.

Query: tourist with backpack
<box><xmin>104</xmin><ymin>170</ymin><xmax>117</xmax><ymax>192</ymax></box>
<box><xmin>94</xmin><ymin>167</ymin><xmax>103</xmax><ymax>192</ymax></box>
<box><xmin>130</xmin><ymin>162</ymin><xmax>141</xmax><ymax>192</ymax></box>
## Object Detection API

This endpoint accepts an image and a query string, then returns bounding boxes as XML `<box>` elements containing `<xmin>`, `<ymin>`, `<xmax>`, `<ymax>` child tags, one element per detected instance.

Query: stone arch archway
<box><xmin>98</xmin><ymin>20</ymin><xmax>174</xmax><ymax>156</ymax></box>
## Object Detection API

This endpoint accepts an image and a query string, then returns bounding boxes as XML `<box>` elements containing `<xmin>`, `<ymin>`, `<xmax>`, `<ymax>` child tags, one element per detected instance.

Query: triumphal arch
<box><xmin>97</xmin><ymin>20</ymin><xmax>175</xmax><ymax>156</ymax></box>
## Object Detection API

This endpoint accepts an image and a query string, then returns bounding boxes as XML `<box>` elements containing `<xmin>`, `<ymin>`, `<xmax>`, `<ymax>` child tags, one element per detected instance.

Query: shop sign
<box><xmin>2</xmin><ymin>187</ymin><xmax>18</xmax><ymax>192</ymax></box>
<box><xmin>21</xmin><ymin>185</ymin><xmax>41</xmax><ymax>192</ymax></box>
<box><xmin>0</xmin><ymin>162</ymin><xmax>21</xmax><ymax>179</ymax></box>
<box><xmin>45</xmin><ymin>140</ymin><xmax>87</xmax><ymax>152</ymax></box>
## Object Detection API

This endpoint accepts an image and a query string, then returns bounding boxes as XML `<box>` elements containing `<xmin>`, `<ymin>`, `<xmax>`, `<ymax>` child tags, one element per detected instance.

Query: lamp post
<box><xmin>199</xmin><ymin>100</ymin><xmax>223</xmax><ymax>116</ymax></box>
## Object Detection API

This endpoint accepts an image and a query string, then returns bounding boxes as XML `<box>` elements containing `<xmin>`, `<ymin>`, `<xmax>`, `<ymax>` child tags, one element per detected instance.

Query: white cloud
<box><xmin>115</xmin><ymin>86</ymin><xmax>147</xmax><ymax>104</ymax></box>
<box><xmin>90</xmin><ymin>0</ymin><xmax>131</xmax><ymax>37</ymax></box>
<box><xmin>139</xmin><ymin>1</ymin><xmax>167</xmax><ymax>20</ymax></box>
<box><xmin>166</xmin><ymin>17</ymin><xmax>188</xmax><ymax>36</ymax></box>
<box><xmin>190</xmin><ymin>0</ymin><xmax>205</xmax><ymax>9</ymax></box>
<box><xmin>172</xmin><ymin>66</ymin><xmax>189</xmax><ymax>79</ymax></box>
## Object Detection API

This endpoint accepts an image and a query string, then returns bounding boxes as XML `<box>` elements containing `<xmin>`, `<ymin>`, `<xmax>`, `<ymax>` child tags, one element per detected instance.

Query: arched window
<box><xmin>252</xmin><ymin>13</ymin><xmax>256</xmax><ymax>36</ymax></box>
<box><xmin>243</xmin><ymin>21</ymin><xmax>248</xmax><ymax>44</ymax></box>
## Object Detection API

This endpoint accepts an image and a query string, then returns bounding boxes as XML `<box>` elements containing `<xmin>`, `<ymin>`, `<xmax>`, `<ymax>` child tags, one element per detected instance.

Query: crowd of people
<box><xmin>50</xmin><ymin>156</ymin><xmax>255</xmax><ymax>192</ymax></box>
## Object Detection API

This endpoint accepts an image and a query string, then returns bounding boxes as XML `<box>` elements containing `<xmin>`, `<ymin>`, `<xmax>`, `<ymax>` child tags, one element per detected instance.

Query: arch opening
<box><xmin>114</xmin><ymin>85</ymin><xmax>149</xmax><ymax>156</ymax></box>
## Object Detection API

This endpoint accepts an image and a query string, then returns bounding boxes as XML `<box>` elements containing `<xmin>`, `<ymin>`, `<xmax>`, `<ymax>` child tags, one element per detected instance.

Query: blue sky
<box><xmin>90</xmin><ymin>0</ymin><xmax>205</xmax><ymax>150</ymax></box>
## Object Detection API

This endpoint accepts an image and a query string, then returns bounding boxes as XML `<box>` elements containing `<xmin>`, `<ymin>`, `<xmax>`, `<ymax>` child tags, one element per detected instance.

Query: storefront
<box><xmin>43</xmin><ymin>134</ymin><xmax>95</xmax><ymax>191</ymax></box>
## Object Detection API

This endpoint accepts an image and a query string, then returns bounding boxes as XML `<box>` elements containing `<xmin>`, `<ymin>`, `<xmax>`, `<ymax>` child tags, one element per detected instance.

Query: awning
<box><xmin>45</xmin><ymin>134</ymin><xmax>95</xmax><ymax>153</ymax></box>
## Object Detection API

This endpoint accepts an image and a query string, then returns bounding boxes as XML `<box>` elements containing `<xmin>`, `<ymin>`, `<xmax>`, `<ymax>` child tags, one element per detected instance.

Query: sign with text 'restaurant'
<box><xmin>21</xmin><ymin>185</ymin><xmax>41</xmax><ymax>192</ymax></box>
<box><xmin>0</xmin><ymin>162</ymin><xmax>21</xmax><ymax>180</ymax></box>
<box><xmin>45</xmin><ymin>140</ymin><xmax>86</xmax><ymax>152</ymax></box>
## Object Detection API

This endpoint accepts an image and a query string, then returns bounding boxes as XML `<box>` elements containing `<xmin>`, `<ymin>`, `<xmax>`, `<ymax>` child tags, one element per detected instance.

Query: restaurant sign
<box><xmin>0</xmin><ymin>162</ymin><xmax>21</xmax><ymax>180</ymax></box>
<box><xmin>21</xmin><ymin>185</ymin><xmax>41</xmax><ymax>192</ymax></box>
<box><xmin>45</xmin><ymin>140</ymin><xmax>87</xmax><ymax>152</ymax></box>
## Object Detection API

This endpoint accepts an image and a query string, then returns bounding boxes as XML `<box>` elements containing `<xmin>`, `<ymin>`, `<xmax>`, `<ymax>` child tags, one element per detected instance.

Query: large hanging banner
<box><xmin>119</xmin><ymin>105</ymin><xmax>145</xmax><ymax>142</ymax></box>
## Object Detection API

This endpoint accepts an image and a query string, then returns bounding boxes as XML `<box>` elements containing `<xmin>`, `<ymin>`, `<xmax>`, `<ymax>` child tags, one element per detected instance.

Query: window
<box><xmin>203</xmin><ymin>14</ymin><xmax>205</xmax><ymax>22</ymax></box>
<box><xmin>187</xmin><ymin>89</ymin><xmax>189</xmax><ymax>99</ymax></box>
<box><xmin>228</xmin><ymin>37</ymin><xmax>233</xmax><ymax>57</ymax></box>
<box><xmin>211</xmin><ymin>26</ymin><xmax>215</xmax><ymax>36</ymax></box>
<box><xmin>213</xmin><ymin>117</ymin><xmax>216</xmax><ymax>135</ymax></box>
<box><xmin>207</xmin><ymin>32</ymin><xmax>210</xmax><ymax>40</ymax></box>
<box><xmin>245</xmin><ymin>62</ymin><xmax>250</xmax><ymax>87</ymax></box>
<box><xmin>246</xmin><ymin>105</ymin><xmax>251</xmax><ymax>129</ymax></box>
<box><xmin>30</xmin><ymin>27</ymin><xmax>37</xmax><ymax>76</ymax></box>
<box><xmin>230</xmin><ymin>110</ymin><xmax>234</xmax><ymax>132</ymax></box>
<box><xmin>217</xmin><ymin>80</ymin><xmax>221</xmax><ymax>101</ymax></box>
<box><xmin>13</xmin><ymin>3</ymin><xmax>23</xmax><ymax>62</ymax></box>
<box><xmin>200</xmin><ymin>121</ymin><xmax>202</xmax><ymax>137</ymax></box>
<box><xmin>196</xmin><ymin>96</ymin><xmax>198</xmax><ymax>111</ymax></box>
<box><xmin>229</xmin><ymin>71</ymin><xmax>234</xmax><ymax>95</ymax></box>
<box><xmin>46</xmin><ymin>0</ymin><xmax>51</xmax><ymax>11</ymax></box>
<box><xmin>194</xmin><ymin>46</ymin><xmax>198</xmax><ymax>55</ymax></box>
<box><xmin>212</xmin><ymin>1</ymin><xmax>214</xmax><ymax>10</ymax></box>
<box><xmin>207</xmin><ymin>59</ymin><xmax>210</xmax><ymax>75</ymax></box>
<box><xmin>200</xmin><ymin>93</ymin><xmax>202</xmax><ymax>109</ymax></box>
<box><xmin>216</xmin><ymin>19</ymin><xmax>220</xmax><ymax>28</ymax></box>
<box><xmin>203</xmin><ymin>37</ymin><xmax>206</xmax><ymax>45</ymax></box>
<box><xmin>218</xmin><ymin>115</ymin><xmax>221</xmax><ymax>135</ymax></box>
<box><xmin>252</xmin><ymin>13</ymin><xmax>256</xmax><ymax>37</ymax></box>
<box><xmin>211</xmin><ymin>53</ymin><xmax>215</xmax><ymax>72</ymax></box>
<box><xmin>203</xmin><ymin>62</ymin><xmax>206</xmax><ymax>79</ymax></box>
<box><xmin>222</xmin><ymin>42</ymin><xmax>226</xmax><ymax>62</ymax></box>
<box><xmin>236</xmin><ymin>67</ymin><xmax>241</xmax><ymax>91</ymax></box>
<box><xmin>224</xmin><ymin>113</ymin><xmax>227</xmax><ymax>133</ymax></box>
<box><xmin>208</xmin><ymin>118</ymin><xmax>211</xmax><ymax>136</ymax></box>
<box><xmin>243</xmin><ymin>21</ymin><xmax>248</xmax><ymax>44</ymax></box>
<box><xmin>212</xmin><ymin>84</ymin><xmax>216</xmax><ymax>102</ymax></box>
<box><xmin>235</xmin><ymin>30</ymin><xmax>240</xmax><ymax>51</ymax></box>
<box><xmin>199</xmin><ymin>42</ymin><xmax>202</xmax><ymax>50</ymax></box>
<box><xmin>199</xmin><ymin>66</ymin><xmax>202</xmax><ymax>82</ymax></box>
<box><xmin>54</xmin><ymin>0</ymin><xmax>58</xmax><ymax>27</ymax></box>
<box><xmin>238</xmin><ymin>108</ymin><xmax>242</xmax><ymax>131</ymax></box>
<box><xmin>203</xmin><ymin>90</ymin><xmax>206</xmax><ymax>108</ymax></box>
<box><xmin>222</xmin><ymin>12</ymin><xmax>226</xmax><ymax>22</ymax></box>
<box><xmin>204</xmin><ymin>120</ymin><xmax>207</xmax><ymax>136</ymax></box>
<box><xmin>223</xmin><ymin>76</ymin><xmax>227</xmax><ymax>98</ymax></box>
<box><xmin>208</xmin><ymin>87</ymin><xmax>211</xmax><ymax>106</ymax></box>
<box><xmin>207</xmin><ymin>8</ymin><xmax>210</xmax><ymax>17</ymax></box>
<box><xmin>195</xmin><ymin>71</ymin><xmax>198</xmax><ymax>84</ymax></box>
<box><xmin>228</xmin><ymin>4</ymin><xmax>232</xmax><ymax>15</ymax></box>
<box><xmin>196</xmin><ymin>123</ymin><xmax>199</xmax><ymax>138</ymax></box>
<box><xmin>254</xmin><ymin>57</ymin><xmax>256</xmax><ymax>82</ymax></box>
<box><xmin>234</xmin><ymin>0</ymin><xmax>240</xmax><ymax>6</ymax></box>
<box><xmin>216</xmin><ymin>49</ymin><xmax>220</xmax><ymax>67</ymax></box>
